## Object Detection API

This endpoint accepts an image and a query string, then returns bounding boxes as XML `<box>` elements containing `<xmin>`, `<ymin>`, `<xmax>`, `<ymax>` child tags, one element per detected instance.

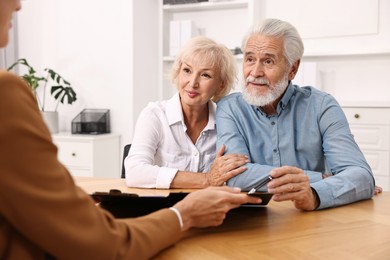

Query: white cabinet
<box><xmin>158</xmin><ymin>0</ymin><xmax>262</xmax><ymax>100</ymax></box>
<box><xmin>342</xmin><ymin>107</ymin><xmax>390</xmax><ymax>191</ymax></box>
<box><xmin>264</xmin><ymin>0</ymin><xmax>390</xmax><ymax>56</ymax></box>
<box><xmin>52</xmin><ymin>132</ymin><xmax>121</xmax><ymax>178</ymax></box>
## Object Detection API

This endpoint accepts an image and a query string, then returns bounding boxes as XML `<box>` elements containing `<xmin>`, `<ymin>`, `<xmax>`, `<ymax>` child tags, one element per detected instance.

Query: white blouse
<box><xmin>125</xmin><ymin>93</ymin><xmax>217</xmax><ymax>189</ymax></box>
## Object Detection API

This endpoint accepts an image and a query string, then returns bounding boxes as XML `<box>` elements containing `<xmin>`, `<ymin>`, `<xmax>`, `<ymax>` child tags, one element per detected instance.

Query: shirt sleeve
<box><xmin>310</xmin><ymin>95</ymin><xmax>375</xmax><ymax>209</ymax></box>
<box><xmin>216</xmin><ymin>98</ymin><xmax>274</xmax><ymax>191</ymax></box>
<box><xmin>0</xmin><ymin>72</ymin><xmax>182</xmax><ymax>259</ymax></box>
<box><xmin>125</xmin><ymin>104</ymin><xmax>178</xmax><ymax>189</ymax></box>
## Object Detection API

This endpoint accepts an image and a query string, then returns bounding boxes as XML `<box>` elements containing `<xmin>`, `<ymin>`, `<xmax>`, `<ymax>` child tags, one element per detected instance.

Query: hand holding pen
<box><xmin>265</xmin><ymin>166</ymin><xmax>317</xmax><ymax>211</ymax></box>
<box><xmin>247</xmin><ymin>175</ymin><xmax>273</xmax><ymax>195</ymax></box>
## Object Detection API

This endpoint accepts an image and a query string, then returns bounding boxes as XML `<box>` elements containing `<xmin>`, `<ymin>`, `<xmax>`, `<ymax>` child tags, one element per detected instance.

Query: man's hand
<box><xmin>267</xmin><ymin>166</ymin><xmax>318</xmax><ymax>211</ymax></box>
<box><xmin>206</xmin><ymin>145</ymin><xmax>249</xmax><ymax>186</ymax></box>
<box><xmin>173</xmin><ymin>186</ymin><xmax>261</xmax><ymax>231</ymax></box>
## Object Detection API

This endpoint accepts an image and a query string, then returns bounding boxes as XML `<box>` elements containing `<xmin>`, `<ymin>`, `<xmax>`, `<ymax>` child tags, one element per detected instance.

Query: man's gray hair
<box><xmin>241</xmin><ymin>18</ymin><xmax>304</xmax><ymax>67</ymax></box>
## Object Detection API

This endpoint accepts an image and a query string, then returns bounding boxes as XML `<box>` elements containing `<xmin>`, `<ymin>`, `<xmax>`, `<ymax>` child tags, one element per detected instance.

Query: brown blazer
<box><xmin>0</xmin><ymin>71</ymin><xmax>182</xmax><ymax>259</ymax></box>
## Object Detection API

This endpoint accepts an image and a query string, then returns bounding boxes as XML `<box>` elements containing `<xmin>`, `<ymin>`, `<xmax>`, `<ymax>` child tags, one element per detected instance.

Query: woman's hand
<box><xmin>206</xmin><ymin>145</ymin><xmax>249</xmax><ymax>186</ymax></box>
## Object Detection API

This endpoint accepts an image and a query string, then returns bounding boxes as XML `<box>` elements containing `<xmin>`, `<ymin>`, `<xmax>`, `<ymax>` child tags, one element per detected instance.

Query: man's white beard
<box><xmin>242</xmin><ymin>74</ymin><xmax>289</xmax><ymax>107</ymax></box>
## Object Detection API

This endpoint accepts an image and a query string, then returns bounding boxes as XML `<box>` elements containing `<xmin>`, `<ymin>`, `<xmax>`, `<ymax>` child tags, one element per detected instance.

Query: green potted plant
<box><xmin>7</xmin><ymin>58</ymin><xmax>77</xmax><ymax>133</ymax></box>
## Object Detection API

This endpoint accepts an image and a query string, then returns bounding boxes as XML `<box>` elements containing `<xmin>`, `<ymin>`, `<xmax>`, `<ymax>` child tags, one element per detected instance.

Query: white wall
<box><xmin>264</xmin><ymin>0</ymin><xmax>390</xmax><ymax>106</ymax></box>
<box><xmin>132</xmin><ymin>1</ymin><xmax>159</xmax><ymax>125</ymax></box>
<box><xmin>302</xmin><ymin>54</ymin><xmax>390</xmax><ymax>104</ymax></box>
<box><xmin>16</xmin><ymin>0</ymin><xmax>159</xmax><ymax>150</ymax></box>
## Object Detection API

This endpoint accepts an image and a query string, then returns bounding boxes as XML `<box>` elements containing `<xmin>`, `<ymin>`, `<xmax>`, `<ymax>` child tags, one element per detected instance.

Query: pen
<box><xmin>248</xmin><ymin>175</ymin><xmax>273</xmax><ymax>194</ymax></box>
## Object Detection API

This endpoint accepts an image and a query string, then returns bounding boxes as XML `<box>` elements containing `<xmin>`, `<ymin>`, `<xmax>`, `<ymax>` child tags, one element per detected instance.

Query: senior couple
<box><xmin>1</xmin><ymin>0</ymin><xmax>377</xmax><ymax>258</ymax></box>
<box><xmin>125</xmin><ymin>20</ymin><xmax>378</xmax><ymax>211</ymax></box>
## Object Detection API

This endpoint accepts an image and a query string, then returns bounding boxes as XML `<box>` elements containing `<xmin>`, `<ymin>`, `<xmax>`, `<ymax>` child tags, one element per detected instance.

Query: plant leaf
<box><xmin>51</xmin><ymin>85</ymin><xmax>77</xmax><ymax>105</ymax></box>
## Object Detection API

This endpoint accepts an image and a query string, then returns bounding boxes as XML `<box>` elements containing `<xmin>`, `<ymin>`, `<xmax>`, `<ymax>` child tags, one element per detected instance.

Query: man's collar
<box><xmin>278</xmin><ymin>81</ymin><xmax>295</xmax><ymax>111</ymax></box>
<box><xmin>253</xmin><ymin>81</ymin><xmax>295</xmax><ymax>116</ymax></box>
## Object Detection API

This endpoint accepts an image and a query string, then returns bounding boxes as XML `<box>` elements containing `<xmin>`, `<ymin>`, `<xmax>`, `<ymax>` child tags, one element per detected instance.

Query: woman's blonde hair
<box><xmin>171</xmin><ymin>36</ymin><xmax>237</xmax><ymax>102</ymax></box>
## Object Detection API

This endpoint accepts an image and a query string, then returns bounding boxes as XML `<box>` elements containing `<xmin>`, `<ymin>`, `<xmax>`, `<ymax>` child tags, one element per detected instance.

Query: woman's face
<box><xmin>178</xmin><ymin>58</ymin><xmax>223</xmax><ymax>110</ymax></box>
<box><xmin>0</xmin><ymin>0</ymin><xmax>21</xmax><ymax>48</ymax></box>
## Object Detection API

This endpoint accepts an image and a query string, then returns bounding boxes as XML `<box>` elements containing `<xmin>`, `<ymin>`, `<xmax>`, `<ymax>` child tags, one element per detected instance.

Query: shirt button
<box><xmin>271</xmin><ymin>121</ymin><xmax>275</xmax><ymax>125</ymax></box>
<box><xmin>273</xmin><ymin>149</ymin><xmax>277</xmax><ymax>153</ymax></box>
<box><xmin>193</xmin><ymin>151</ymin><xmax>199</xmax><ymax>156</ymax></box>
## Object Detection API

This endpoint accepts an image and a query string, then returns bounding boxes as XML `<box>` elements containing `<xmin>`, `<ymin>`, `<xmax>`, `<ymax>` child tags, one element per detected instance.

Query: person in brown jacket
<box><xmin>0</xmin><ymin>1</ymin><xmax>261</xmax><ymax>259</ymax></box>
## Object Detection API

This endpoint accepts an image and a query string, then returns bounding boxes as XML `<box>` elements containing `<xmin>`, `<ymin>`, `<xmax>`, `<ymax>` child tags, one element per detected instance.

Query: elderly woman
<box><xmin>125</xmin><ymin>36</ymin><xmax>248</xmax><ymax>189</ymax></box>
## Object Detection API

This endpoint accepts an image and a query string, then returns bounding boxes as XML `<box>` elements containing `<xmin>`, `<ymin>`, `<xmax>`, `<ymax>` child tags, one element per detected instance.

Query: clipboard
<box><xmin>91</xmin><ymin>189</ymin><xmax>273</xmax><ymax>218</ymax></box>
<box><xmin>92</xmin><ymin>190</ymin><xmax>189</xmax><ymax>218</ymax></box>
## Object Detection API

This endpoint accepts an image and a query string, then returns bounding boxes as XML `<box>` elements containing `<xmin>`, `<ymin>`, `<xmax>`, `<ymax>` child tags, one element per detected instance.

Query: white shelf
<box><xmin>162</xmin><ymin>56</ymin><xmax>175</xmax><ymax>62</ymax></box>
<box><xmin>163</xmin><ymin>53</ymin><xmax>243</xmax><ymax>62</ymax></box>
<box><xmin>163</xmin><ymin>0</ymin><xmax>248</xmax><ymax>12</ymax></box>
<box><xmin>54</xmin><ymin>132</ymin><xmax>120</xmax><ymax>140</ymax></box>
<box><xmin>304</xmin><ymin>49</ymin><xmax>390</xmax><ymax>58</ymax></box>
<box><xmin>340</xmin><ymin>101</ymin><xmax>390</xmax><ymax>108</ymax></box>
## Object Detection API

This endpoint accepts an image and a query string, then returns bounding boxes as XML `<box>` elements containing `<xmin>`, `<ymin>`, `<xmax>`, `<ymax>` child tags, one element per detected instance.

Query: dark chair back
<box><xmin>121</xmin><ymin>144</ymin><xmax>131</xmax><ymax>179</ymax></box>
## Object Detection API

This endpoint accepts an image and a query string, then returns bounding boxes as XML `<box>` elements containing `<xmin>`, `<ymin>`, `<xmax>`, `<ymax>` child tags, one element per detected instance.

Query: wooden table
<box><xmin>74</xmin><ymin>177</ymin><xmax>390</xmax><ymax>259</ymax></box>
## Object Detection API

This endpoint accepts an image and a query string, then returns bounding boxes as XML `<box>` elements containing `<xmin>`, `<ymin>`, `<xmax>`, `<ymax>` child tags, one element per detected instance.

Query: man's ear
<box><xmin>288</xmin><ymin>59</ymin><xmax>301</xmax><ymax>81</ymax></box>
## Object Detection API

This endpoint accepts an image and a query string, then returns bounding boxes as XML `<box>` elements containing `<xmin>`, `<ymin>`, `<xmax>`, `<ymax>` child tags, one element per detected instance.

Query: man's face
<box><xmin>242</xmin><ymin>34</ymin><xmax>290</xmax><ymax>107</ymax></box>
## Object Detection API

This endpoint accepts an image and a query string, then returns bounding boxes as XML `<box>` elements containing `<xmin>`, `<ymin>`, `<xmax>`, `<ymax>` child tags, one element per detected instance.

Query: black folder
<box><xmin>92</xmin><ymin>190</ymin><xmax>188</xmax><ymax>218</ymax></box>
<box><xmin>91</xmin><ymin>189</ymin><xmax>273</xmax><ymax>218</ymax></box>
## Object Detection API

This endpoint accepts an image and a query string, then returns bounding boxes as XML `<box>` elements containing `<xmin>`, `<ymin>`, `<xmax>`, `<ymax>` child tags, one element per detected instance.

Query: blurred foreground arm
<box><xmin>173</xmin><ymin>186</ymin><xmax>261</xmax><ymax>231</ymax></box>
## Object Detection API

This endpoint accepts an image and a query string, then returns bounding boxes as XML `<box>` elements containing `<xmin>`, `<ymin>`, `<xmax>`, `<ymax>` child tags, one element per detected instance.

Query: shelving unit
<box><xmin>162</xmin><ymin>0</ymin><xmax>248</xmax><ymax>12</ymax></box>
<box><xmin>303</xmin><ymin>49</ymin><xmax>390</xmax><ymax>59</ymax></box>
<box><xmin>158</xmin><ymin>0</ymin><xmax>262</xmax><ymax>100</ymax></box>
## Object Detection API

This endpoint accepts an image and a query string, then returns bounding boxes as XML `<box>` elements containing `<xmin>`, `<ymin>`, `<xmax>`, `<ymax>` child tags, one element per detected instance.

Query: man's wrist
<box><xmin>311</xmin><ymin>187</ymin><xmax>320</xmax><ymax>210</ymax></box>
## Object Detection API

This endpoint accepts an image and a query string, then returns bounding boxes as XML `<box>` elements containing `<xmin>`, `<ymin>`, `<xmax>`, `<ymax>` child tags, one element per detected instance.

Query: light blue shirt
<box><xmin>216</xmin><ymin>83</ymin><xmax>374</xmax><ymax>209</ymax></box>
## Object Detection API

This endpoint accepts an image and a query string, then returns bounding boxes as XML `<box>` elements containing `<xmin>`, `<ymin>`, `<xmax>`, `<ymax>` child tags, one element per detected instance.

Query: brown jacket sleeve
<box><xmin>0</xmin><ymin>71</ymin><xmax>182</xmax><ymax>260</ymax></box>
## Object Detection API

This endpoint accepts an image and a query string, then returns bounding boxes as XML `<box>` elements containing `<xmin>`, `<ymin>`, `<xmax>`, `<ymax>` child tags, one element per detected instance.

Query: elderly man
<box><xmin>216</xmin><ymin>18</ymin><xmax>376</xmax><ymax>211</ymax></box>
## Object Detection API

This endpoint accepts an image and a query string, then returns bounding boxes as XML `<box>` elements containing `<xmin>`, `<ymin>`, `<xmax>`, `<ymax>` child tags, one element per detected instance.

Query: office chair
<box><xmin>121</xmin><ymin>144</ymin><xmax>131</xmax><ymax>179</ymax></box>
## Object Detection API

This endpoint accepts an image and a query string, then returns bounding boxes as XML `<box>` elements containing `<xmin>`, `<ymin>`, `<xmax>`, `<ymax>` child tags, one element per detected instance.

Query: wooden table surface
<box><xmin>74</xmin><ymin>177</ymin><xmax>390</xmax><ymax>259</ymax></box>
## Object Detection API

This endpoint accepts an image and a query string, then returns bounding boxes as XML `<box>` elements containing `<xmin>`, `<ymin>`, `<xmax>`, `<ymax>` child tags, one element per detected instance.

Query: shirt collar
<box><xmin>166</xmin><ymin>93</ymin><xmax>183</xmax><ymax>126</ymax></box>
<box><xmin>166</xmin><ymin>92</ymin><xmax>216</xmax><ymax>130</ymax></box>
<box><xmin>205</xmin><ymin>99</ymin><xmax>216</xmax><ymax>131</ymax></box>
<box><xmin>277</xmin><ymin>81</ymin><xmax>295</xmax><ymax>112</ymax></box>
<box><xmin>253</xmin><ymin>81</ymin><xmax>295</xmax><ymax>117</ymax></box>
